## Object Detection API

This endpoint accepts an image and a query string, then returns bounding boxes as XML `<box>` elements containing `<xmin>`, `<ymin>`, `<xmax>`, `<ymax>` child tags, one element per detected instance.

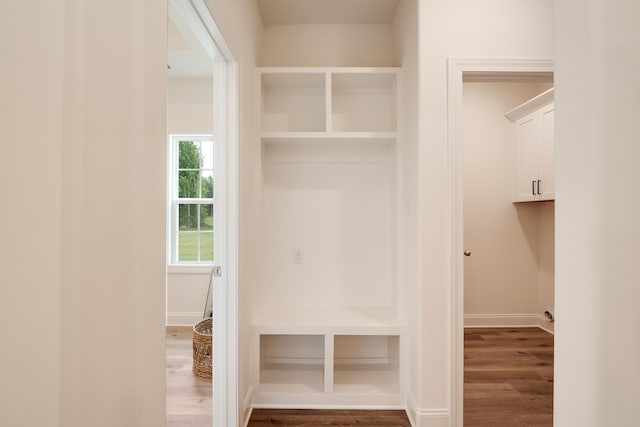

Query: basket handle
<box><xmin>202</xmin><ymin>267</ymin><xmax>214</xmax><ymax>319</ymax></box>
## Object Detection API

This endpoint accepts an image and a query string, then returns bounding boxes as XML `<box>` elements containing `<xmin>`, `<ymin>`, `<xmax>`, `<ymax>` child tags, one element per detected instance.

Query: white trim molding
<box><xmin>464</xmin><ymin>314</ymin><xmax>555</xmax><ymax>334</ymax></box>
<box><xmin>241</xmin><ymin>386</ymin><xmax>254</xmax><ymax>427</ymax></box>
<box><xmin>465</xmin><ymin>314</ymin><xmax>555</xmax><ymax>335</ymax></box>
<box><xmin>406</xmin><ymin>393</ymin><xmax>450</xmax><ymax>427</ymax></box>
<box><xmin>447</xmin><ymin>57</ymin><xmax>554</xmax><ymax>427</ymax></box>
<box><xmin>537</xmin><ymin>315</ymin><xmax>555</xmax><ymax>334</ymax></box>
<box><xmin>169</xmin><ymin>1</ymin><xmax>240</xmax><ymax>425</ymax></box>
<box><xmin>464</xmin><ymin>314</ymin><xmax>542</xmax><ymax>328</ymax></box>
<box><xmin>504</xmin><ymin>87</ymin><xmax>554</xmax><ymax>122</ymax></box>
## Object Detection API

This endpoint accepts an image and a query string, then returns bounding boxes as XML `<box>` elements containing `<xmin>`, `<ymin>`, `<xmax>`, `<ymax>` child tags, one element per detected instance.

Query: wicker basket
<box><xmin>192</xmin><ymin>318</ymin><xmax>212</xmax><ymax>379</ymax></box>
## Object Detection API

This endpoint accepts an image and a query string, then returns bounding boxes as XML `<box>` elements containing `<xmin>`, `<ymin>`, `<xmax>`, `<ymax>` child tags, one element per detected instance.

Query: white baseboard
<box><xmin>406</xmin><ymin>392</ymin><xmax>449</xmax><ymax>427</ymax></box>
<box><xmin>242</xmin><ymin>386</ymin><xmax>254</xmax><ymax>427</ymax></box>
<box><xmin>464</xmin><ymin>313</ymin><xmax>540</xmax><ymax>327</ymax></box>
<box><xmin>166</xmin><ymin>311</ymin><xmax>202</xmax><ymax>326</ymax></box>
<box><xmin>536</xmin><ymin>315</ymin><xmax>555</xmax><ymax>334</ymax></box>
<box><xmin>464</xmin><ymin>313</ymin><xmax>554</xmax><ymax>334</ymax></box>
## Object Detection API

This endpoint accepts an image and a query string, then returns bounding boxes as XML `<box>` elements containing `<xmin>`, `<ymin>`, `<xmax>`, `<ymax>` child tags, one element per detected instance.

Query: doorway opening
<box><xmin>447</xmin><ymin>59</ymin><xmax>554</xmax><ymax>426</ymax></box>
<box><xmin>166</xmin><ymin>0</ymin><xmax>238</xmax><ymax>425</ymax></box>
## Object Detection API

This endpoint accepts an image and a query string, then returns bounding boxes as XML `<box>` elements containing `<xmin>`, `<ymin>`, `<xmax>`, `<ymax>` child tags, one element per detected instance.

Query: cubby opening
<box><xmin>333</xmin><ymin>335</ymin><xmax>400</xmax><ymax>394</ymax></box>
<box><xmin>331</xmin><ymin>73</ymin><xmax>397</xmax><ymax>132</ymax></box>
<box><xmin>261</xmin><ymin>73</ymin><xmax>326</xmax><ymax>132</ymax></box>
<box><xmin>259</xmin><ymin>334</ymin><xmax>325</xmax><ymax>393</ymax></box>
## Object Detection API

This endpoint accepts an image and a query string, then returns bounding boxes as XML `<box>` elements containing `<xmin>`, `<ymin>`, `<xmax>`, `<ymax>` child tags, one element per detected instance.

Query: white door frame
<box><xmin>170</xmin><ymin>1</ymin><xmax>239</xmax><ymax>425</ymax></box>
<box><xmin>446</xmin><ymin>58</ymin><xmax>554</xmax><ymax>427</ymax></box>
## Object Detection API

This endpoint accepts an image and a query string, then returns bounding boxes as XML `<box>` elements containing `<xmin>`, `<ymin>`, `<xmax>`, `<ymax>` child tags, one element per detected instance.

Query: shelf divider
<box><xmin>324</xmin><ymin>334</ymin><xmax>334</xmax><ymax>394</ymax></box>
<box><xmin>325</xmin><ymin>72</ymin><xmax>333</xmax><ymax>133</ymax></box>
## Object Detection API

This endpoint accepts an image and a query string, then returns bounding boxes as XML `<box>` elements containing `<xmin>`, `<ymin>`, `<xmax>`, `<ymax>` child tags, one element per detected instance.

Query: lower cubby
<box><xmin>259</xmin><ymin>334</ymin><xmax>325</xmax><ymax>394</ymax></box>
<box><xmin>254</xmin><ymin>330</ymin><xmax>403</xmax><ymax>407</ymax></box>
<box><xmin>333</xmin><ymin>335</ymin><xmax>400</xmax><ymax>394</ymax></box>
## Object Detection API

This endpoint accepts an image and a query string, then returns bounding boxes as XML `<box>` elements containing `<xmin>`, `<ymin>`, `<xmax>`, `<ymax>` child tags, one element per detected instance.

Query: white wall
<box><xmin>555</xmin><ymin>0</ymin><xmax>640</xmax><ymax>425</ymax></box>
<box><xmin>260</xmin><ymin>24</ymin><xmax>394</xmax><ymax>67</ymax></box>
<box><xmin>261</xmin><ymin>143</ymin><xmax>395</xmax><ymax>312</ymax></box>
<box><xmin>0</xmin><ymin>1</ymin><xmax>167</xmax><ymax>426</ymax></box>
<box><xmin>417</xmin><ymin>0</ymin><xmax>554</xmax><ymax>423</ymax></box>
<box><xmin>166</xmin><ymin>77</ymin><xmax>214</xmax><ymax>326</ymax></box>
<box><xmin>391</xmin><ymin>0</ymin><xmax>421</xmax><ymax>417</ymax></box>
<box><xmin>167</xmin><ymin>78</ymin><xmax>213</xmax><ymax>134</ymax></box>
<box><xmin>166</xmin><ymin>268</ymin><xmax>212</xmax><ymax>325</ymax></box>
<box><xmin>537</xmin><ymin>201</ymin><xmax>554</xmax><ymax>326</ymax></box>
<box><xmin>0</xmin><ymin>2</ymin><xmax>65</xmax><ymax>425</ymax></box>
<box><xmin>463</xmin><ymin>82</ymin><xmax>554</xmax><ymax>329</ymax></box>
<box><xmin>59</xmin><ymin>1</ymin><xmax>168</xmax><ymax>425</ymax></box>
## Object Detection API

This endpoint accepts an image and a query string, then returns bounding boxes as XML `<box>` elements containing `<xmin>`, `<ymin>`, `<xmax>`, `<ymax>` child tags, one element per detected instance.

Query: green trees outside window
<box><xmin>175</xmin><ymin>138</ymin><xmax>214</xmax><ymax>262</ymax></box>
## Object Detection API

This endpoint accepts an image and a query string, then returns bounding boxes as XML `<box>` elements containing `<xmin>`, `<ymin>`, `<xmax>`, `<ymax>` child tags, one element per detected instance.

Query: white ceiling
<box><xmin>167</xmin><ymin>0</ymin><xmax>402</xmax><ymax>77</ymax></box>
<box><xmin>167</xmin><ymin>5</ymin><xmax>213</xmax><ymax>78</ymax></box>
<box><xmin>257</xmin><ymin>0</ymin><xmax>401</xmax><ymax>25</ymax></box>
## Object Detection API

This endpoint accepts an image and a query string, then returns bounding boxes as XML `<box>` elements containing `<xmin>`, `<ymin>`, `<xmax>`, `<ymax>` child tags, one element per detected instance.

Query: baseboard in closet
<box><xmin>464</xmin><ymin>314</ymin><xmax>554</xmax><ymax>334</ymax></box>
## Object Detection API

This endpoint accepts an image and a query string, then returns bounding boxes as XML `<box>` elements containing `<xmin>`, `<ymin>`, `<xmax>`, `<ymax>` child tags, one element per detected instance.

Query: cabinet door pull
<box><xmin>537</xmin><ymin>179</ymin><xmax>541</xmax><ymax>195</ymax></box>
<box><xmin>532</xmin><ymin>180</ymin><xmax>536</xmax><ymax>196</ymax></box>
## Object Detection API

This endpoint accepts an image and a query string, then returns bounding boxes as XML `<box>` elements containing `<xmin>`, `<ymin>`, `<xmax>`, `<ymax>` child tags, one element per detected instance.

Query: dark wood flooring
<box><xmin>247</xmin><ymin>409</ymin><xmax>411</xmax><ymax>426</ymax></box>
<box><xmin>464</xmin><ymin>327</ymin><xmax>554</xmax><ymax>426</ymax></box>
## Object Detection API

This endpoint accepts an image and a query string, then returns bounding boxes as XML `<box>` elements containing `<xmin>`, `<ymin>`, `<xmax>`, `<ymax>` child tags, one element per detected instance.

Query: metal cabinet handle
<box><xmin>537</xmin><ymin>179</ymin><xmax>541</xmax><ymax>195</ymax></box>
<box><xmin>532</xmin><ymin>180</ymin><xmax>535</xmax><ymax>196</ymax></box>
<box><xmin>464</xmin><ymin>251</ymin><xmax>471</xmax><ymax>257</ymax></box>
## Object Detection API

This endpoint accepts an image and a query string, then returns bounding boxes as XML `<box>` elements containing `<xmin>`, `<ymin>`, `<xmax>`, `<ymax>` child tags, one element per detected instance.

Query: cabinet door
<box><xmin>513</xmin><ymin>113</ymin><xmax>542</xmax><ymax>202</ymax></box>
<box><xmin>539</xmin><ymin>104</ymin><xmax>555</xmax><ymax>200</ymax></box>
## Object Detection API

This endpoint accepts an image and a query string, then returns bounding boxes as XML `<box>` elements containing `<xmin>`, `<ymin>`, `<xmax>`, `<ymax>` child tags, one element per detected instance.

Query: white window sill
<box><xmin>167</xmin><ymin>264</ymin><xmax>213</xmax><ymax>275</ymax></box>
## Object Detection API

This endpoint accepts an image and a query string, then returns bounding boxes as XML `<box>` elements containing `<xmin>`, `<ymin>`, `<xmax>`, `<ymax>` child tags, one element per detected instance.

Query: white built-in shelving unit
<box><xmin>252</xmin><ymin>68</ymin><xmax>406</xmax><ymax>408</ymax></box>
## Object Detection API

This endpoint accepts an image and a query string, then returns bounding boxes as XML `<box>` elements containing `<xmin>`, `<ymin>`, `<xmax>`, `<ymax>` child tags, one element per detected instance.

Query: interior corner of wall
<box><xmin>405</xmin><ymin>392</ymin><xmax>450</xmax><ymax>427</ymax></box>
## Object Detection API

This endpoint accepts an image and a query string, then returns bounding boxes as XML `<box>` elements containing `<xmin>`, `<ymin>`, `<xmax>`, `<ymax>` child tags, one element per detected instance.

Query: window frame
<box><xmin>168</xmin><ymin>134</ymin><xmax>215</xmax><ymax>265</ymax></box>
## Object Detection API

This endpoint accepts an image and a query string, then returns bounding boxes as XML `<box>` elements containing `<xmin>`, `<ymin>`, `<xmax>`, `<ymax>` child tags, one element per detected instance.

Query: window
<box><xmin>169</xmin><ymin>135</ymin><xmax>214</xmax><ymax>263</ymax></box>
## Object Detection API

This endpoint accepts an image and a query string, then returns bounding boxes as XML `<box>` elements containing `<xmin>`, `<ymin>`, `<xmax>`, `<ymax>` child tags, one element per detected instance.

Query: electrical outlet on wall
<box><xmin>293</xmin><ymin>249</ymin><xmax>304</xmax><ymax>264</ymax></box>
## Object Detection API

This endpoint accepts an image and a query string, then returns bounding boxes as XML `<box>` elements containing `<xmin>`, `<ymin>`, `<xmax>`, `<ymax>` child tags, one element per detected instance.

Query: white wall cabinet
<box><xmin>253</xmin><ymin>68</ymin><xmax>406</xmax><ymax>408</ymax></box>
<box><xmin>506</xmin><ymin>88</ymin><xmax>555</xmax><ymax>202</ymax></box>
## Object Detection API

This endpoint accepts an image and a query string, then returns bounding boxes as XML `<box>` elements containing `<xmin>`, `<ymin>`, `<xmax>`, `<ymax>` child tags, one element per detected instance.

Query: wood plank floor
<box><xmin>247</xmin><ymin>409</ymin><xmax>411</xmax><ymax>426</ymax></box>
<box><xmin>165</xmin><ymin>326</ymin><xmax>552</xmax><ymax>426</ymax></box>
<box><xmin>464</xmin><ymin>327</ymin><xmax>554</xmax><ymax>426</ymax></box>
<box><xmin>166</xmin><ymin>326</ymin><xmax>212</xmax><ymax>427</ymax></box>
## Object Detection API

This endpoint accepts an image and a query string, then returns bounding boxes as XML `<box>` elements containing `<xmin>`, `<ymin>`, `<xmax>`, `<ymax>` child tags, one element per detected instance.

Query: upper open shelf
<box><xmin>259</xmin><ymin>68</ymin><xmax>399</xmax><ymax>137</ymax></box>
<box><xmin>261</xmin><ymin>72</ymin><xmax>326</xmax><ymax>132</ymax></box>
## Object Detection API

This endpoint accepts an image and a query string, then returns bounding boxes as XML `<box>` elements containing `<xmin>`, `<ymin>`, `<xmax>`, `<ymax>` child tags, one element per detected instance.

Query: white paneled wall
<box><xmin>262</xmin><ymin>143</ymin><xmax>396</xmax><ymax>312</ymax></box>
<box><xmin>555</xmin><ymin>0</ymin><xmax>640</xmax><ymax>424</ymax></box>
<box><xmin>1</xmin><ymin>1</ymin><xmax>168</xmax><ymax>425</ymax></box>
